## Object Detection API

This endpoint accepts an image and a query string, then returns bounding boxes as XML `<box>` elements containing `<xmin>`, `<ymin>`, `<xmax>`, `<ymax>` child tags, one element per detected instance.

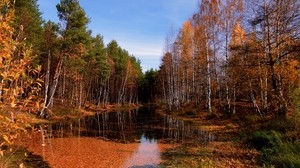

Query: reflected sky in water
<box><xmin>124</xmin><ymin>135</ymin><xmax>160</xmax><ymax>168</ymax></box>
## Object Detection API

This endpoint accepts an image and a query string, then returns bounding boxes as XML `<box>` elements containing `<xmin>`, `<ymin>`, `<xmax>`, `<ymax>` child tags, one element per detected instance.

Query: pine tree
<box><xmin>57</xmin><ymin>0</ymin><xmax>91</xmax><ymax>108</ymax></box>
<box><xmin>14</xmin><ymin>0</ymin><xmax>43</xmax><ymax>58</ymax></box>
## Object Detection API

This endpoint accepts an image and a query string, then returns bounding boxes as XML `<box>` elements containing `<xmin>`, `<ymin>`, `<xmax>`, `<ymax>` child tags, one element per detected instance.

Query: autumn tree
<box><xmin>193</xmin><ymin>0</ymin><xmax>220</xmax><ymax>114</ymax></box>
<box><xmin>228</xmin><ymin>22</ymin><xmax>265</xmax><ymax>117</ymax></box>
<box><xmin>249</xmin><ymin>0</ymin><xmax>300</xmax><ymax>119</ymax></box>
<box><xmin>179</xmin><ymin>21</ymin><xmax>194</xmax><ymax>103</ymax></box>
<box><xmin>0</xmin><ymin>0</ymin><xmax>42</xmax><ymax>120</ymax></box>
<box><xmin>220</xmin><ymin>0</ymin><xmax>244</xmax><ymax>114</ymax></box>
<box><xmin>158</xmin><ymin>0</ymin><xmax>221</xmax><ymax>113</ymax></box>
<box><xmin>159</xmin><ymin>52</ymin><xmax>175</xmax><ymax>110</ymax></box>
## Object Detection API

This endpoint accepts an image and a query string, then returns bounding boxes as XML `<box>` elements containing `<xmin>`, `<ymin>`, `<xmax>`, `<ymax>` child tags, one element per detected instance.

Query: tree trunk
<box><xmin>205</xmin><ymin>33</ymin><xmax>212</xmax><ymax>114</ymax></box>
<box><xmin>42</xmin><ymin>50</ymin><xmax>50</xmax><ymax>114</ymax></box>
<box><xmin>39</xmin><ymin>58</ymin><xmax>63</xmax><ymax>118</ymax></box>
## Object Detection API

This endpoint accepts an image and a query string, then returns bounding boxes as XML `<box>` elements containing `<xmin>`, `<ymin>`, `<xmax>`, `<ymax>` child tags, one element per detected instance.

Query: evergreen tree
<box><xmin>56</xmin><ymin>0</ymin><xmax>91</xmax><ymax>108</ymax></box>
<box><xmin>57</xmin><ymin>0</ymin><xmax>90</xmax><ymax>57</ymax></box>
<box><xmin>14</xmin><ymin>0</ymin><xmax>43</xmax><ymax>57</ymax></box>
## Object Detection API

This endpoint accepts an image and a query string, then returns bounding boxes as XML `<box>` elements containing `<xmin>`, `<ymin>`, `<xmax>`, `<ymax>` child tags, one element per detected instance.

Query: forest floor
<box><xmin>157</xmin><ymin>102</ymin><xmax>261</xmax><ymax>168</ymax></box>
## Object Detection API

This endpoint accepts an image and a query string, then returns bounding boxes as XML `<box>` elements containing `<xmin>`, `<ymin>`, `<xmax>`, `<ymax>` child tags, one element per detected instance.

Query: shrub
<box><xmin>248</xmin><ymin>130</ymin><xmax>300</xmax><ymax>167</ymax></box>
<box><xmin>291</xmin><ymin>87</ymin><xmax>300</xmax><ymax>130</ymax></box>
<box><xmin>244</xmin><ymin>114</ymin><xmax>260</xmax><ymax>125</ymax></box>
<box><xmin>248</xmin><ymin>130</ymin><xmax>282</xmax><ymax>150</ymax></box>
<box><xmin>267</xmin><ymin>143</ymin><xmax>300</xmax><ymax>168</ymax></box>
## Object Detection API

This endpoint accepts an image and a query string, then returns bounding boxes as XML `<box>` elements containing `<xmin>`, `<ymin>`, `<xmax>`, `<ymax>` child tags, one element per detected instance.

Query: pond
<box><xmin>21</xmin><ymin>107</ymin><xmax>214</xmax><ymax>168</ymax></box>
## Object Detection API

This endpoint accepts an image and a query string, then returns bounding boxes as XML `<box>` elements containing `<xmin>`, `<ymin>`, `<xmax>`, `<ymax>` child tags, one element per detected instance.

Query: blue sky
<box><xmin>38</xmin><ymin>0</ymin><xmax>198</xmax><ymax>71</ymax></box>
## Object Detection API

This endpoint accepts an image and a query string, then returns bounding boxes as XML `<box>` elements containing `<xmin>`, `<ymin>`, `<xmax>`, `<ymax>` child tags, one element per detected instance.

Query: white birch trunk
<box><xmin>206</xmin><ymin>33</ymin><xmax>212</xmax><ymax>114</ymax></box>
<box><xmin>43</xmin><ymin>50</ymin><xmax>51</xmax><ymax>112</ymax></box>
<box><xmin>39</xmin><ymin>59</ymin><xmax>63</xmax><ymax>118</ymax></box>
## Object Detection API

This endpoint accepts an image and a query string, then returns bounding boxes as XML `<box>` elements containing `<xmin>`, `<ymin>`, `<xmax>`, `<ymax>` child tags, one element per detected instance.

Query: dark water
<box><xmin>43</xmin><ymin>106</ymin><xmax>214</xmax><ymax>144</ymax></box>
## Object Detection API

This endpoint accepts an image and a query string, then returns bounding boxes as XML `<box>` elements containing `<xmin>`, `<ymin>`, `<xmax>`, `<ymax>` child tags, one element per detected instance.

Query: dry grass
<box><xmin>158</xmin><ymin>101</ymin><xmax>261</xmax><ymax>168</ymax></box>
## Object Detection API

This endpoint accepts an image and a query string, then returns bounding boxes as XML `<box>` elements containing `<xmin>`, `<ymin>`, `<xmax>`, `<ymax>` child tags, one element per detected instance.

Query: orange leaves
<box><xmin>181</xmin><ymin>20</ymin><xmax>193</xmax><ymax>62</ymax></box>
<box><xmin>230</xmin><ymin>22</ymin><xmax>246</xmax><ymax>48</ymax></box>
<box><xmin>0</xmin><ymin>0</ymin><xmax>43</xmax><ymax>112</ymax></box>
<box><xmin>2</xmin><ymin>135</ymin><xmax>12</xmax><ymax>144</ymax></box>
<box><xmin>275</xmin><ymin>60</ymin><xmax>300</xmax><ymax>86</ymax></box>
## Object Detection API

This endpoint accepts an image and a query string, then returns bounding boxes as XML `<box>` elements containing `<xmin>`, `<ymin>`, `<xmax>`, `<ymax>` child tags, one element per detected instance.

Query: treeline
<box><xmin>148</xmin><ymin>0</ymin><xmax>300</xmax><ymax>119</ymax></box>
<box><xmin>0</xmin><ymin>0</ymin><xmax>142</xmax><ymax>118</ymax></box>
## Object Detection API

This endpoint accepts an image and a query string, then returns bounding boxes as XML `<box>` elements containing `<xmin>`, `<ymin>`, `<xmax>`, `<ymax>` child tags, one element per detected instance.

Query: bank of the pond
<box><xmin>157</xmin><ymin>103</ymin><xmax>300</xmax><ymax>168</ymax></box>
<box><xmin>156</xmin><ymin>107</ymin><xmax>259</xmax><ymax>168</ymax></box>
<box><xmin>48</xmin><ymin>103</ymin><xmax>142</xmax><ymax>121</ymax></box>
<box><xmin>0</xmin><ymin>146</ymin><xmax>50</xmax><ymax>168</ymax></box>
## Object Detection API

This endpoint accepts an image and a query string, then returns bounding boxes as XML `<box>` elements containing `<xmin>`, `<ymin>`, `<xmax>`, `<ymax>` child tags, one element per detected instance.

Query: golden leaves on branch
<box><xmin>0</xmin><ymin>9</ymin><xmax>43</xmax><ymax>109</ymax></box>
<box><xmin>0</xmin><ymin>0</ymin><xmax>42</xmax><ymax>151</ymax></box>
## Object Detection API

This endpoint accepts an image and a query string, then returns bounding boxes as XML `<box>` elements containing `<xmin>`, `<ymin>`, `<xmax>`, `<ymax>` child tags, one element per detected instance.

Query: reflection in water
<box><xmin>27</xmin><ymin>107</ymin><xmax>215</xmax><ymax>167</ymax></box>
<box><xmin>123</xmin><ymin>135</ymin><xmax>160</xmax><ymax>168</ymax></box>
<box><xmin>45</xmin><ymin>107</ymin><xmax>214</xmax><ymax>144</ymax></box>
<box><xmin>162</xmin><ymin>115</ymin><xmax>215</xmax><ymax>144</ymax></box>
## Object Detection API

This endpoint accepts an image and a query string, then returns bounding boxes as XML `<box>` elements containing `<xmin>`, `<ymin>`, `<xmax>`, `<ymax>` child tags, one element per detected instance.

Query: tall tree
<box><xmin>85</xmin><ymin>35</ymin><xmax>110</xmax><ymax>106</ymax></box>
<box><xmin>39</xmin><ymin>0</ymin><xmax>91</xmax><ymax>117</ymax></box>
<box><xmin>220</xmin><ymin>0</ymin><xmax>244</xmax><ymax>114</ymax></box>
<box><xmin>39</xmin><ymin>21</ymin><xmax>60</xmax><ymax>118</ymax></box>
<box><xmin>179</xmin><ymin>21</ymin><xmax>194</xmax><ymax>103</ymax></box>
<box><xmin>197</xmin><ymin>0</ymin><xmax>220</xmax><ymax>114</ymax></box>
<box><xmin>250</xmin><ymin>0</ymin><xmax>300</xmax><ymax>119</ymax></box>
<box><xmin>57</xmin><ymin>0</ymin><xmax>90</xmax><ymax>108</ymax></box>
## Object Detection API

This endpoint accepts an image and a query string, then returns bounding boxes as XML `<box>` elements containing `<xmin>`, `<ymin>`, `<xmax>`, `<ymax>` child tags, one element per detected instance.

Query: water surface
<box><xmin>23</xmin><ymin>107</ymin><xmax>214</xmax><ymax>167</ymax></box>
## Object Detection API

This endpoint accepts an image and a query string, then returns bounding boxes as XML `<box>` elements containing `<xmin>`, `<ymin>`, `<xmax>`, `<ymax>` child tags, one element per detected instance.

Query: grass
<box><xmin>246</xmin><ymin>118</ymin><xmax>300</xmax><ymax>168</ymax></box>
<box><xmin>160</xmin><ymin>145</ymin><xmax>214</xmax><ymax>168</ymax></box>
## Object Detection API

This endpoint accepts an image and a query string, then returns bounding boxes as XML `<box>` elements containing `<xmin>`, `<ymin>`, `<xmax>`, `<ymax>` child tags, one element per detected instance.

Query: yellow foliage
<box><xmin>2</xmin><ymin>135</ymin><xmax>11</xmax><ymax>144</ymax></box>
<box><xmin>275</xmin><ymin>59</ymin><xmax>300</xmax><ymax>86</ymax></box>
<box><xmin>0</xmin><ymin>0</ymin><xmax>42</xmax><ymax>149</ymax></box>
<box><xmin>230</xmin><ymin>22</ymin><xmax>246</xmax><ymax>48</ymax></box>
<box><xmin>0</xmin><ymin>0</ymin><xmax>42</xmax><ymax>111</ymax></box>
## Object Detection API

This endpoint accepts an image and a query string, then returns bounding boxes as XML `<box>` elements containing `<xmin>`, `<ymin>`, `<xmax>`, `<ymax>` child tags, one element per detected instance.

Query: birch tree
<box><xmin>250</xmin><ymin>0</ymin><xmax>300</xmax><ymax>119</ymax></box>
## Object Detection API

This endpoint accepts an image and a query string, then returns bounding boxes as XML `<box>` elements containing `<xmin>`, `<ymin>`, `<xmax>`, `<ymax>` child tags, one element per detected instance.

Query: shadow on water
<box><xmin>43</xmin><ymin>106</ymin><xmax>215</xmax><ymax>144</ymax></box>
